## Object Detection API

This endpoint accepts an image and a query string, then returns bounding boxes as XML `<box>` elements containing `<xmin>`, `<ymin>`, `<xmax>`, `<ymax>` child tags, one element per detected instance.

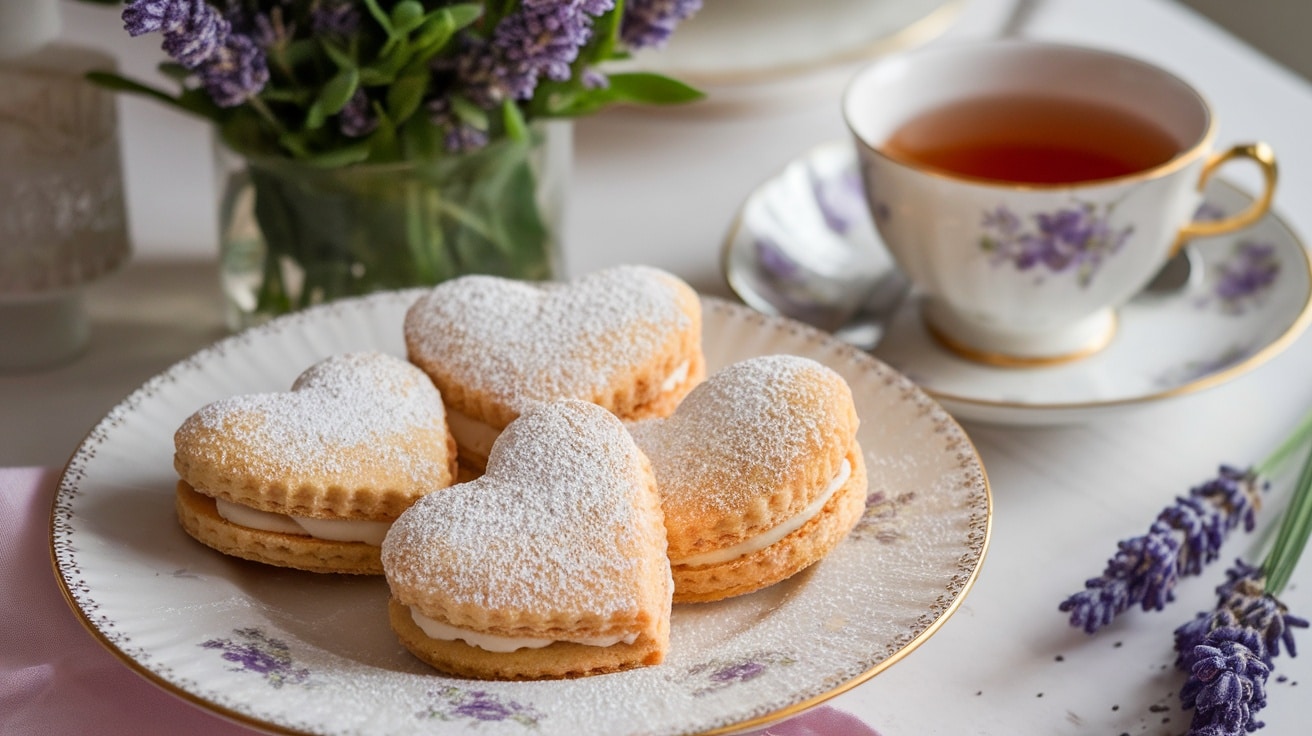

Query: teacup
<box><xmin>842</xmin><ymin>40</ymin><xmax>1276</xmax><ymax>366</ymax></box>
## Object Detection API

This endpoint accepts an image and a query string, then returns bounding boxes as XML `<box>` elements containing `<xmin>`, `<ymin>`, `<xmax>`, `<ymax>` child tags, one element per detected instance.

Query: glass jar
<box><xmin>216</xmin><ymin>120</ymin><xmax>571</xmax><ymax>331</ymax></box>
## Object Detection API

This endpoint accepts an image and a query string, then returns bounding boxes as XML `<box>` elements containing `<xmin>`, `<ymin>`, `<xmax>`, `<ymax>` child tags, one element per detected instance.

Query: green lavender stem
<box><xmin>1263</xmin><ymin>429</ymin><xmax>1312</xmax><ymax>595</ymax></box>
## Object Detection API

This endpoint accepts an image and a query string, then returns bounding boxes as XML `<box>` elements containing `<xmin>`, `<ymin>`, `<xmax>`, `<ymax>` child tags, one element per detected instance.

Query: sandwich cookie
<box><xmin>403</xmin><ymin>265</ymin><xmax>704</xmax><ymax>472</ymax></box>
<box><xmin>173</xmin><ymin>352</ymin><xmax>458</xmax><ymax>575</ymax></box>
<box><xmin>628</xmin><ymin>354</ymin><xmax>867</xmax><ymax>603</ymax></box>
<box><xmin>382</xmin><ymin>399</ymin><xmax>672</xmax><ymax>680</ymax></box>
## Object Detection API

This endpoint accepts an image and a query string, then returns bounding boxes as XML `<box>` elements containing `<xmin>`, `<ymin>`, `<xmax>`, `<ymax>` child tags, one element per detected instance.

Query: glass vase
<box><xmin>216</xmin><ymin>121</ymin><xmax>570</xmax><ymax>331</ymax></box>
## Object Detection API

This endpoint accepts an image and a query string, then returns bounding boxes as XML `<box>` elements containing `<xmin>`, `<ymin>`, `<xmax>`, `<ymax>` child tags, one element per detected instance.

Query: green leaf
<box><xmin>391</xmin><ymin>1</ymin><xmax>425</xmax><ymax>34</ymax></box>
<box><xmin>387</xmin><ymin>70</ymin><xmax>430</xmax><ymax>124</ymax></box>
<box><xmin>587</xmin><ymin>0</ymin><xmax>624</xmax><ymax>63</ymax></box>
<box><xmin>360</xmin><ymin>39</ymin><xmax>412</xmax><ymax>87</ymax></box>
<box><xmin>450</xmin><ymin>96</ymin><xmax>489</xmax><ymax>131</ymax></box>
<box><xmin>302</xmin><ymin>141</ymin><xmax>373</xmax><ymax>168</ymax></box>
<box><xmin>605</xmin><ymin>72</ymin><xmax>704</xmax><ymax>105</ymax></box>
<box><xmin>368</xmin><ymin>104</ymin><xmax>401</xmax><ymax>162</ymax></box>
<box><xmin>217</xmin><ymin>107</ymin><xmax>278</xmax><ymax>157</ymax></box>
<box><xmin>85</xmin><ymin>71</ymin><xmax>222</xmax><ymax>122</ymax></box>
<box><xmin>444</xmin><ymin>3</ymin><xmax>485</xmax><ymax>30</ymax></box>
<box><xmin>362</xmin><ymin>0</ymin><xmax>393</xmax><ymax>34</ymax></box>
<box><xmin>282</xmin><ymin>38</ymin><xmax>321</xmax><ymax>69</ymax></box>
<box><xmin>260</xmin><ymin>87</ymin><xmax>312</xmax><ymax>105</ymax></box>
<box><xmin>317</xmin><ymin>67</ymin><xmax>360</xmax><ymax>116</ymax></box>
<box><xmin>277</xmin><ymin>129</ymin><xmax>313</xmax><ymax>158</ymax></box>
<box><xmin>320</xmin><ymin>40</ymin><xmax>356</xmax><ymax>71</ymax></box>
<box><xmin>502</xmin><ymin>101</ymin><xmax>528</xmax><ymax>143</ymax></box>
<box><xmin>400</xmin><ymin>113</ymin><xmax>442</xmax><ymax>160</ymax></box>
<box><xmin>410</xmin><ymin>13</ymin><xmax>457</xmax><ymax>59</ymax></box>
<box><xmin>156</xmin><ymin>62</ymin><xmax>191</xmax><ymax>82</ymax></box>
<box><xmin>305</xmin><ymin>100</ymin><xmax>328</xmax><ymax>130</ymax></box>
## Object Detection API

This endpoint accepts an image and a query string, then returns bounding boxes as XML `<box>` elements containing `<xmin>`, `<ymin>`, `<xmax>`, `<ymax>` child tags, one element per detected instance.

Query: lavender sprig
<box><xmin>1060</xmin><ymin>412</ymin><xmax>1312</xmax><ymax>634</ymax></box>
<box><xmin>622</xmin><ymin>0</ymin><xmax>703</xmax><ymax>49</ymax></box>
<box><xmin>1171</xmin><ymin>422</ymin><xmax>1312</xmax><ymax>735</ymax></box>
<box><xmin>1058</xmin><ymin>466</ymin><xmax>1265</xmax><ymax>633</ymax></box>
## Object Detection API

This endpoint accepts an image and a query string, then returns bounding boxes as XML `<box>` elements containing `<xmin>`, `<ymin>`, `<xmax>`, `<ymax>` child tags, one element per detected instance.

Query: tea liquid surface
<box><xmin>881</xmin><ymin>94</ymin><xmax>1180</xmax><ymax>184</ymax></box>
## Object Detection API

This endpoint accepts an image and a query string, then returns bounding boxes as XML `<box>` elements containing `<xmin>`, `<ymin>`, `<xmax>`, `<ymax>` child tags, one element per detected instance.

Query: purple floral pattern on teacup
<box><xmin>1211</xmin><ymin>241</ymin><xmax>1280</xmax><ymax>315</ymax></box>
<box><xmin>200</xmin><ymin>627</ymin><xmax>311</xmax><ymax>688</ymax></box>
<box><xmin>418</xmin><ymin>686</ymin><xmax>544</xmax><ymax>726</ymax></box>
<box><xmin>685</xmin><ymin>651</ymin><xmax>797</xmax><ymax>697</ymax></box>
<box><xmin>856</xmin><ymin>159</ymin><xmax>891</xmax><ymax>224</ymax></box>
<box><xmin>979</xmin><ymin>201</ymin><xmax>1134</xmax><ymax>286</ymax></box>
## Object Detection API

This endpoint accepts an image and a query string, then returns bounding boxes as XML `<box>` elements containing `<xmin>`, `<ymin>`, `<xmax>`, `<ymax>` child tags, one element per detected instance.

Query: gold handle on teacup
<box><xmin>1175</xmin><ymin>142</ymin><xmax>1278</xmax><ymax>248</ymax></box>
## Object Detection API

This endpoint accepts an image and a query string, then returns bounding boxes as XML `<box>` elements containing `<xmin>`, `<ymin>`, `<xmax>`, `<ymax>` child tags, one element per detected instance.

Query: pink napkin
<box><xmin>1</xmin><ymin>466</ymin><xmax>877</xmax><ymax>736</ymax></box>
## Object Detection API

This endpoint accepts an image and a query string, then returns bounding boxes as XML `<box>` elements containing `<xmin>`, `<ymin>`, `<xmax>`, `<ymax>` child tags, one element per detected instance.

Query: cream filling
<box><xmin>214</xmin><ymin>499</ymin><xmax>391</xmax><ymax>546</ymax></box>
<box><xmin>673</xmin><ymin>458</ymin><xmax>853</xmax><ymax>568</ymax></box>
<box><xmin>448</xmin><ymin>361</ymin><xmax>693</xmax><ymax>459</ymax></box>
<box><xmin>409</xmin><ymin>609</ymin><xmax>639</xmax><ymax>653</ymax></box>
<box><xmin>660</xmin><ymin>360</ymin><xmax>691</xmax><ymax>392</ymax></box>
<box><xmin>445</xmin><ymin>408</ymin><xmax>501</xmax><ymax>461</ymax></box>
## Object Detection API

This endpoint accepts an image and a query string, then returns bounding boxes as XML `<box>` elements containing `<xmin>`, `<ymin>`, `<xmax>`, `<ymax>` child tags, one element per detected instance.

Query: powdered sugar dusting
<box><xmin>629</xmin><ymin>355</ymin><xmax>848</xmax><ymax>517</ymax></box>
<box><xmin>404</xmin><ymin>265</ymin><xmax>692</xmax><ymax>409</ymax></box>
<box><xmin>384</xmin><ymin>400</ymin><xmax>663</xmax><ymax>619</ymax></box>
<box><xmin>180</xmin><ymin>352</ymin><xmax>447</xmax><ymax>484</ymax></box>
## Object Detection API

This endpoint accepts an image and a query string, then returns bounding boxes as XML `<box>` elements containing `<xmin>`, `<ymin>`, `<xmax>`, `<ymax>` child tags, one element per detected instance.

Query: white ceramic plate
<box><xmin>52</xmin><ymin>294</ymin><xmax>990</xmax><ymax>736</ymax></box>
<box><xmin>628</xmin><ymin>0</ymin><xmax>961</xmax><ymax>87</ymax></box>
<box><xmin>723</xmin><ymin>141</ymin><xmax>1312</xmax><ymax>426</ymax></box>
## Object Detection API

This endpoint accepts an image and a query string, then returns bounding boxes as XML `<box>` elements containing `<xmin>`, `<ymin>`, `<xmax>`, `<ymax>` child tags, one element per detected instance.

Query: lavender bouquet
<box><xmin>88</xmin><ymin>1</ymin><xmax>703</xmax><ymax>325</ymax></box>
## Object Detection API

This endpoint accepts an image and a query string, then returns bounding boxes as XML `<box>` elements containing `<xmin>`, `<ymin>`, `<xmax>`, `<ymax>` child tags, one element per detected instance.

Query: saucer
<box><xmin>628</xmin><ymin>0</ymin><xmax>960</xmax><ymax>88</ymax></box>
<box><xmin>722</xmin><ymin>141</ymin><xmax>1312</xmax><ymax>426</ymax></box>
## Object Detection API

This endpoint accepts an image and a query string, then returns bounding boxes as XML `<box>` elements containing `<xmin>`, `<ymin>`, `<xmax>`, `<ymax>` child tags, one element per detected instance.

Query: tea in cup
<box><xmin>843</xmin><ymin>40</ymin><xmax>1276</xmax><ymax>365</ymax></box>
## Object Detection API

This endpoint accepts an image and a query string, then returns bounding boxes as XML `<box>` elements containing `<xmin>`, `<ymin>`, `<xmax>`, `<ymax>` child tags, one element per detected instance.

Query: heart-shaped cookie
<box><xmin>403</xmin><ymin>265</ymin><xmax>704</xmax><ymax>471</ymax></box>
<box><xmin>382</xmin><ymin>399</ymin><xmax>672</xmax><ymax>680</ymax></box>
<box><xmin>628</xmin><ymin>354</ymin><xmax>867</xmax><ymax>603</ymax></box>
<box><xmin>173</xmin><ymin>351</ymin><xmax>457</xmax><ymax>574</ymax></box>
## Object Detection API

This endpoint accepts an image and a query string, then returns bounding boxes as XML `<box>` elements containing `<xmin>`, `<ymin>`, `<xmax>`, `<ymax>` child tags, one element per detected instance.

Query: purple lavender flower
<box><xmin>430</xmin><ymin>0</ymin><xmax>611</xmax><ymax>150</ymax></box>
<box><xmin>310</xmin><ymin>0</ymin><xmax>360</xmax><ymax>38</ymax></box>
<box><xmin>338</xmin><ymin>89</ymin><xmax>378</xmax><ymax>138</ymax></box>
<box><xmin>123</xmin><ymin>0</ymin><xmax>198</xmax><ymax>36</ymax></box>
<box><xmin>981</xmin><ymin>202</ymin><xmax>1133</xmax><ymax>286</ymax></box>
<box><xmin>252</xmin><ymin>8</ymin><xmax>296</xmax><ymax>50</ymax></box>
<box><xmin>582</xmin><ymin>68</ymin><xmax>609</xmax><ymax>89</ymax></box>
<box><xmin>622</xmin><ymin>0</ymin><xmax>703</xmax><ymax>49</ymax></box>
<box><xmin>425</xmin><ymin>98</ymin><xmax>490</xmax><ymax>153</ymax></box>
<box><xmin>1059</xmin><ymin>466</ymin><xmax>1264</xmax><ymax>634</ymax></box>
<box><xmin>124</xmin><ymin>0</ymin><xmax>230</xmax><ymax>69</ymax></box>
<box><xmin>1180</xmin><ymin>626</ymin><xmax>1271</xmax><ymax>735</ymax></box>
<box><xmin>1174</xmin><ymin>561</ymin><xmax>1308</xmax><ymax>672</ymax></box>
<box><xmin>199</xmin><ymin>33</ymin><xmax>270</xmax><ymax>107</ymax></box>
<box><xmin>461</xmin><ymin>1</ymin><xmax>607</xmax><ymax>105</ymax></box>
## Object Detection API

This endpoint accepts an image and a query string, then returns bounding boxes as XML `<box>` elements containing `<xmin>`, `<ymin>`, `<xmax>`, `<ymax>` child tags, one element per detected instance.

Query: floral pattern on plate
<box><xmin>418</xmin><ymin>687</ymin><xmax>544</xmax><ymax>727</ymax></box>
<box><xmin>200</xmin><ymin>627</ymin><xmax>312</xmax><ymax>689</ymax></box>
<box><xmin>685</xmin><ymin>651</ymin><xmax>799</xmax><ymax>697</ymax></box>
